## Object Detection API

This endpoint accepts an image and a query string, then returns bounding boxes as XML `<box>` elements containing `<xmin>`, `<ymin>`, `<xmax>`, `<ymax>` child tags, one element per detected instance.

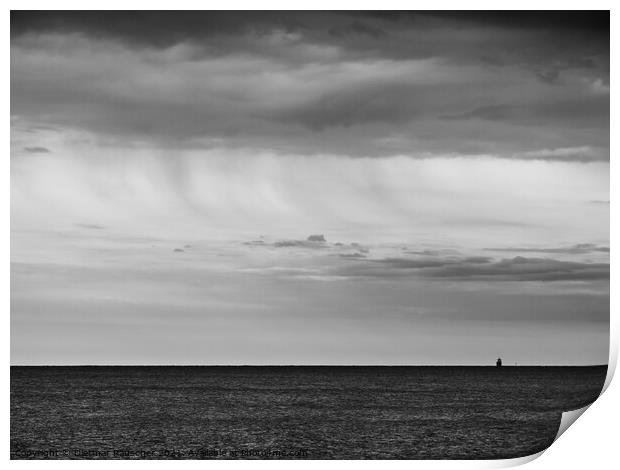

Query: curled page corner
<box><xmin>554</xmin><ymin>404</ymin><xmax>591</xmax><ymax>442</ymax></box>
<box><xmin>495</xmin><ymin>406</ymin><xmax>595</xmax><ymax>468</ymax></box>
<box><xmin>552</xmin><ymin>360</ymin><xmax>614</xmax><ymax>447</ymax></box>
<box><xmin>496</xmin><ymin>449</ymin><xmax>546</xmax><ymax>468</ymax></box>
<box><xmin>495</xmin><ymin>404</ymin><xmax>596</xmax><ymax>468</ymax></box>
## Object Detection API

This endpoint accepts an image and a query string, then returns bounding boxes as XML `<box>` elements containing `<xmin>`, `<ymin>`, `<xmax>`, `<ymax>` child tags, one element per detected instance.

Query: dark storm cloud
<box><xmin>327</xmin><ymin>21</ymin><xmax>387</xmax><ymax>39</ymax></box>
<box><xmin>273</xmin><ymin>83</ymin><xmax>428</xmax><ymax>131</ymax></box>
<box><xmin>10</xmin><ymin>11</ymin><xmax>281</xmax><ymax>46</ymax></box>
<box><xmin>10</xmin><ymin>11</ymin><xmax>609</xmax><ymax>159</ymax></box>
<box><xmin>423</xmin><ymin>11</ymin><xmax>608</xmax><ymax>34</ymax></box>
<box><xmin>11</xmin><ymin>11</ymin><xmax>608</xmax><ymax>46</ymax></box>
<box><xmin>334</xmin><ymin>255</ymin><xmax>609</xmax><ymax>282</ymax></box>
<box><xmin>440</xmin><ymin>96</ymin><xmax>609</xmax><ymax>127</ymax></box>
<box><xmin>536</xmin><ymin>69</ymin><xmax>560</xmax><ymax>84</ymax></box>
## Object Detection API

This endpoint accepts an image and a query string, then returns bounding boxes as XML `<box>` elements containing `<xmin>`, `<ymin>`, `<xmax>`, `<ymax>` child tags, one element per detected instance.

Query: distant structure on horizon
<box><xmin>496</xmin><ymin>358</ymin><xmax>502</xmax><ymax>367</ymax></box>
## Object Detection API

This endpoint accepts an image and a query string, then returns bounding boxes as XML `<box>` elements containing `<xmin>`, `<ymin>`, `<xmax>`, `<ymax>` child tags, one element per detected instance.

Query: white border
<box><xmin>4</xmin><ymin>2</ymin><xmax>616</xmax><ymax>468</ymax></box>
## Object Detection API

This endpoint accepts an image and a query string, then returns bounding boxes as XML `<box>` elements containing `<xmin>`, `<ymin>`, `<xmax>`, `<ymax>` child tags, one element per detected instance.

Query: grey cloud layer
<box><xmin>241</xmin><ymin>236</ymin><xmax>609</xmax><ymax>283</ymax></box>
<box><xmin>485</xmin><ymin>243</ymin><xmax>610</xmax><ymax>255</ymax></box>
<box><xmin>23</xmin><ymin>146</ymin><xmax>50</xmax><ymax>154</ymax></box>
<box><xmin>244</xmin><ymin>236</ymin><xmax>368</xmax><ymax>254</ymax></box>
<box><xmin>10</xmin><ymin>11</ymin><xmax>609</xmax><ymax>159</ymax></box>
<box><xmin>334</xmin><ymin>255</ymin><xmax>609</xmax><ymax>282</ymax></box>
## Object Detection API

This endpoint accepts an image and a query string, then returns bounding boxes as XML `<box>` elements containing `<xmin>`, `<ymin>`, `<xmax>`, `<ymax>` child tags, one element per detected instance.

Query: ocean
<box><xmin>11</xmin><ymin>365</ymin><xmax>607</xmax><ymax>459</ymax></box>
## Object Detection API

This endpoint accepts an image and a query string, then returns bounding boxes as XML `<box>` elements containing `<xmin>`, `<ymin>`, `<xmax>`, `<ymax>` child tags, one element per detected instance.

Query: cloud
<box><xmin>338</xmin><ymin>252</ymin><xmax>367</xmax><ymax>259</ymax></box>
<box><xmin>273</xmin><ymin>239</ymin><xmax>327</xmax><ymax>249</ymax></box>
<box><xmin>76</xmin><ymin>223</ymin><xmax>105</xmax><ymax>230</ymax></box>
<box><xmin>440</xmin><ymin>105</ymin><xmax>517</xmax><ymax>121</ymax></box>
<box><xmin>11</xmin><ymin>149</ymin><xmax>609</xmax><ymax>254</ymax></box>
<box><xmin>333</xmin><ymin>255</ymin><xmax>609</xmax><ymax>282</ymax></box>
<box><xmin>23</xmin><ymin>146</ymin><xmax>50</xmax><ymax>153</ymax></box>
<box><xmin>590</xmin><ymin>78</ymin><xmax>610</xmax><ymax>95</ymax></box>
<box><xmin>273</xmin><ymin>83</ymin><xmax>420</xmax><ymax>131</ymax></box>
<box><xmin>426</xmin><ymin>256</ymin><xmax>609</xmax><ymax>282</ymax></box>
<box><xmin>537</xmin><ymin>69</ymin><xmax>560</xmax><ymax>84</ymax></box>
<box><xmin>11</xmin><ymin>11</ymin><xmax>609</xmax><ymax>53</ymax></box>
<box><xmin>9</xmin><ymin>12</ymin><xmax>610</xmax><ymax>367</ymax></box>
<box><xmin>440</xmin><ymin>97</ymin><xmax>608</xmax><ymax>127</ymax></box>
<box><xmin>242</xmin><ymin>235</ymin><xmax>375</xmax><ymax>257</ymax></box>
<box><xmin>265</xmin><ymin>238</ymin><xmax>363</xmax><ymax>251</ymax></box>
<box><xmin>243</xmin><ymin>235</ymin><xmax>330</xmax><ymax>249</ymax></box>
<box><xmin>372</xmin><ymin>257</ymin><xmax>455</xmax><ymax>269</ymax></box>
<box><xmin>10</xmin><ymin>11</ymin><xmax>609</xmax><ymax>160</ymax></box>
<box><xmin>513</xmin><ymin>147</ymin><xmax>607</xmax><ymax>162</ymax></box>
<box><xmin>464</xmin><ymin>256</ymin><xmax>495</xmax><ymax>264</ymax></box>
<box><xmin>243</xmin><ymin>240</ymin><xmax>267</xmax><ymax>246</ymax></box>
<box><xmin>485</xmin><ymin>244</ymin><xmax>609</xmax><ymax>255</ymax></box>
<box><xmin>328</xmin><ymin>21</ymin><xmax>387</xmax><ymax>39</ymax></box>
<box><xmin>405</xmin><ymin>249</ymin><xmax>461</xmax><ymax>256</ymax></box>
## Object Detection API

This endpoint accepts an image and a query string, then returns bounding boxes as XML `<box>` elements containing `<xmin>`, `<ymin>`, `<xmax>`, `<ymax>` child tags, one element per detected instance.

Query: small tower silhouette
<box><xmin>496</xmin><ymin>357</ymin><xmax>502</xmax><ymax>367</ymax></box>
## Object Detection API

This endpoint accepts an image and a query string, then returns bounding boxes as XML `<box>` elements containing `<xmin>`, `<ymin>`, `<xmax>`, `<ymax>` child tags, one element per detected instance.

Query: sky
<box><xmin>10</xmin><ymin>11</ymin><xmax>609</xmax><ymax>365</ymax></box>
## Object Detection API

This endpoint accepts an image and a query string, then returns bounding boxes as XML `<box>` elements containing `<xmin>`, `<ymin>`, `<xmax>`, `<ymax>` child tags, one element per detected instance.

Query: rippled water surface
<box><xmin>11</xmin><ymin>366</ymin><xmax>606</xmax><ymax>459</ymax></box>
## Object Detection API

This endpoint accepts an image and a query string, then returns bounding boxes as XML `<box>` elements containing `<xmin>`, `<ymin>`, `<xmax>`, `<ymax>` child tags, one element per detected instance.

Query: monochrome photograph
<box><xmin>10</xmin><ymin>9</ymin><xmax>610</xmax><ymax>459</ymax></box>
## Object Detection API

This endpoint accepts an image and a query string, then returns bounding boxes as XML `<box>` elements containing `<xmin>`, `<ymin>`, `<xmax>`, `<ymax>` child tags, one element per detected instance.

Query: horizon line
<box><xmin>10</xmin><ymin>363</ymin><xmax>609</xmax><ymax>367</ymax></box>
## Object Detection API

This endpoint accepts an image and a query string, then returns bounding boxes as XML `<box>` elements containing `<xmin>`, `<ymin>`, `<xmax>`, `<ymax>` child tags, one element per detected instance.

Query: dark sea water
<box><xmin>11</xmin><ymin>366</ymin><xmax>606</xmax><ymax>460</ymax></box>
